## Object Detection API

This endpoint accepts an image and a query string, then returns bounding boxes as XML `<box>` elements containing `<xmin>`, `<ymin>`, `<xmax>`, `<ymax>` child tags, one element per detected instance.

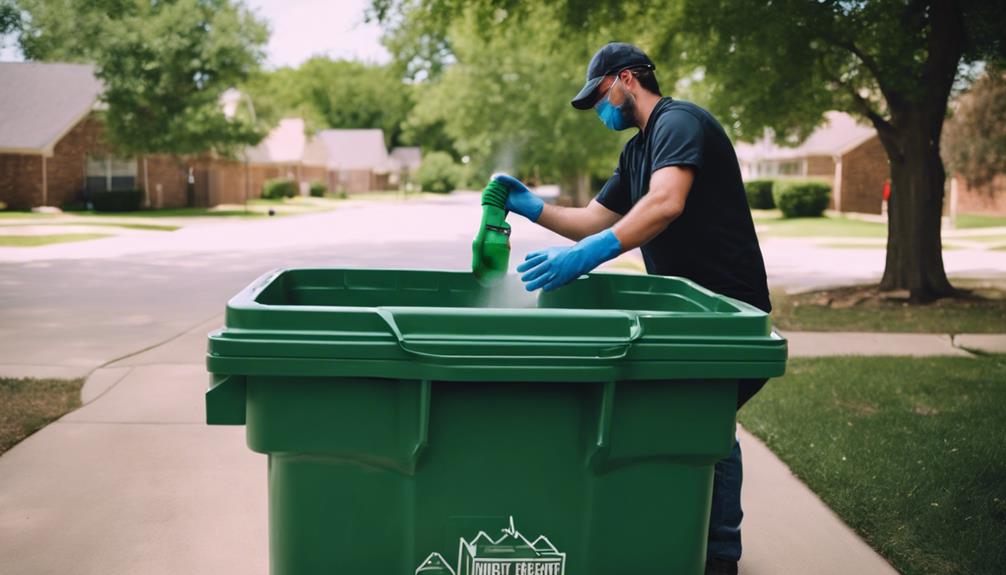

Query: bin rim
<box><xmin>206</xmin><ymin>268</ymin><xmax>788</xmax><ymax>381</ymax></box>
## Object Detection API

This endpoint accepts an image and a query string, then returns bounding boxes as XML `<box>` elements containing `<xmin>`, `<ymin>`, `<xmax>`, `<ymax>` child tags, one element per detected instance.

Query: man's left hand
<box><xmin>518</xmin><ymin>229</ymin><xmax>622</xmax><ymax>292</ymax></box>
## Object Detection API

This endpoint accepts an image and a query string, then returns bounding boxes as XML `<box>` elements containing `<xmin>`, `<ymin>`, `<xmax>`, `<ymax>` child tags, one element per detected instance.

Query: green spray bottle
<box><xmin>471</xmin><ymin>179</ymin><xmax>511</xmax><ymax>286</ymax></box>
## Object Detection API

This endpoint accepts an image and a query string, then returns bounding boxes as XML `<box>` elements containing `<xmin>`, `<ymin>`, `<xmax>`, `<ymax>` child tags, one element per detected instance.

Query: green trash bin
<box><xmin>206</xmin><ymin>268</ymin><xmax>786</xmax><ymax>575</ymax></box>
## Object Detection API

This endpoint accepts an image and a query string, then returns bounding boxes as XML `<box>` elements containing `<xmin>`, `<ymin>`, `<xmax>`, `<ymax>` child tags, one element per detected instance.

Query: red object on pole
<box><xmin>883</xmin><ymin>179</ymin><xmax>891</xmax><ymax>201</ymax></box>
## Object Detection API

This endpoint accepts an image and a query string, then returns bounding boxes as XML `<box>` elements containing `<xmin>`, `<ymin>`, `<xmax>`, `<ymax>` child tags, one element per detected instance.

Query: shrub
<box><xmin>91</xmin><ymin>189</ymin><xmax>145</xmax><ymax>212</ymax></box>
<box><xmin>745</xmin><ymin>179</ymin><xmax>776</xmax><ymax>209</ymax></box>
<box><xmin>309</xmin><ymin>181</ymin><xmax>327</xmax><ymax>198</ymax></box>
<box><xmin>262</xmin><ymin>178</ymin><xmax>297</xmax><ymax>199</ymax></box>
<box><xmin>773</xmin><ymin>180</ymin><xmax>832</xmax><ymax>218</ymax></box>
<box><xmin>414</xmin><ymin>151</ymin><xmax>461</xmax><ymax>194</ymax></box>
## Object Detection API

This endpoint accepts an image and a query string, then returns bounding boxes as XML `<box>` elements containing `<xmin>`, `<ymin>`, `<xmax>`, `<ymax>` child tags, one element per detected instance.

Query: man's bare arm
<box><xmin>611</xmin><ymin>166</ymin><xmax>693</xmax><ymax>250</ymax></box>
<box><xmin>536</xmin><ymin>199</ymin><xmax>623</xmax><ymax>242</ymax></box>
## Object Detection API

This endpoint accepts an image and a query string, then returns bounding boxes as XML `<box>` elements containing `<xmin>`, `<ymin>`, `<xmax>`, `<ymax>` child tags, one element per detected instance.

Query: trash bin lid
<box><xmin>206</xmin><ymin>268</ymin><xmax>787</xmax><ymax>381</ymax></box>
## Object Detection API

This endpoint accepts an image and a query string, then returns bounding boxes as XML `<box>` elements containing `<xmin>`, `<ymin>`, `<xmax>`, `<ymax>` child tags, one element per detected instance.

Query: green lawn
<box><xmin>739</xmin><ymin>355</ymin><xmax>1006</xmax><ymax>575</ymax></box>
<box><xmin>954</xmin><ymin>213</ymin><xmax>1006</xmax><ymax>229</ymax></box>
<box><xmin>0</xmin><ymin>211</ymin><xmax>60</xmax><ymax>219</ymax></box>
<box><xmin>0</xmin><ymin>221</ymin><xmax>179</xmax><ymax>231</ymax></box>
<box><xmin>771</xmin><ymin>287</ymin><xmax>1006</xmax><ymax>333</ymax></box>
<box><xmin>756</xmin><ymin>215</ymin><xmax>888</xmax><ymax>238</ymax></box>
<box><xmin>0</xmin><ymin>233</ymin><xmax>112</xmax><ymax>247</ymax></box>
<box><xmin>77</xmin><ymin>207</ymin><xmax>269</xmax><ymax>218</ymax></box>
<box><xmin>0</xmin><ymin>378</ymin><xmax>84</xmax><ymax>454</ymax></box>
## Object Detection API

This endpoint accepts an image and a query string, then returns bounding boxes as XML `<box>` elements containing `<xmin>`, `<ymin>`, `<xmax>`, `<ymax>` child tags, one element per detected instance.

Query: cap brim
<box><xmin>571</xmin><ymin>76</ymin><xmax>604</xmax><ymax>110</ymax></box>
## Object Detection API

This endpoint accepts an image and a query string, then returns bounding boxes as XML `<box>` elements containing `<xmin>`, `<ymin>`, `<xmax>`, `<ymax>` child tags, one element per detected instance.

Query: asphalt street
<box><xmin>1</xmin><ymin>192</ymin><xmax>1004</xmax><ymax>378</ymax></box>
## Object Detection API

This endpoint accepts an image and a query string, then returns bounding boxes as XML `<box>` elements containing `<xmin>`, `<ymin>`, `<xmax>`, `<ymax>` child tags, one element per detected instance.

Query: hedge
<box><xmin>263</xmin><ymin>178</ymin><xmax>297</xmax><ymax>199</ymax></box>
<box><xmin>309</xmin><ymin>181</ymin><xmax>327</xmax><ymax>198</ymax></box>
<box><xmin>773</xmin><ymin>180</ymin><xmax>832</xmax><ymax>218</ymax></box>
<box><xmin>745</xmin><ymin>179</ymin><xmax>775</xmax><ymax>209</ymax></box>
<box><xmin>415</xmin><ymin>151</ymin><xmax>461</xmax><ymax>194</ymax></box>
<box><xmin>91</xmin><ymin>189</ymin><xmax>145</xmax><ymax>212</ymax></box>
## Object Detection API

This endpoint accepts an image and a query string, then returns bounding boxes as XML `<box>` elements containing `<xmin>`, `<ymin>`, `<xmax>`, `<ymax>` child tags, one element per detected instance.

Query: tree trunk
<box><xmin>879</xmin><ymin>109</ymin><xmax>956</xmax><ymax>302</ymax></box>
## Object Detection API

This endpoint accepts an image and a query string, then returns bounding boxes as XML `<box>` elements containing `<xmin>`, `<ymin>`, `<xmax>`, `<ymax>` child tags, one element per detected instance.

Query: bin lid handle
<box><xmin>376</xmin><ymin>308</ymin><xmax>642</xmax><ymax>361</ymax></box>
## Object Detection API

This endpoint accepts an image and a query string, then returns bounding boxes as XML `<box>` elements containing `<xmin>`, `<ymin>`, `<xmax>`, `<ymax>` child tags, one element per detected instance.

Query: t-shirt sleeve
<box><xmin>594</xmin><ymin>162</ymin><xmax>630</xmax><ymax>216</ymax></box>
<box><xmin>650</xmin><ymin>109</ymin><xmax>705</xmax><ymax>172</ymax></box>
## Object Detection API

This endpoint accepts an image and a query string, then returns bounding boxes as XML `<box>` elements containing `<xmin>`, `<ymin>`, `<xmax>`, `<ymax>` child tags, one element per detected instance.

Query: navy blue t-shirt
<box><xmin>596</xmin><ymin>98</ymin><xmax>771</xmax><ymax>312</ymax></box>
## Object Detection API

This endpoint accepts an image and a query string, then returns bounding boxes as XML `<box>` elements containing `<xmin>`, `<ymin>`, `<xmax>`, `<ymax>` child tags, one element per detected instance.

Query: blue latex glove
<box><xmin>492</xmin><ymin>173</ymin><xmax>544</xmax><ymax>222</ymax></box>
<box><xmin>518</xmin><ymin>229</ymin><xmax>622</xmax><ymax>292</ymax></box>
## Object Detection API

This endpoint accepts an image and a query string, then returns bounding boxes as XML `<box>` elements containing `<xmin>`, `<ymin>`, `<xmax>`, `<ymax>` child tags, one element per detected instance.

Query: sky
<box><xmin>247</xmin><ymin>0</ymin><xmax>390</xmax><ymax>69</ymax></box>
<box><xmin>0</xmin><ymin>0</ymin><xmax>391</xmax><ymax>68</ymax></box>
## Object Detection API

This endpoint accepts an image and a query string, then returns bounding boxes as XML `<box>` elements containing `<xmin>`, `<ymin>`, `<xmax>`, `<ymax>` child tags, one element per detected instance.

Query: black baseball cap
<box><xmin>571</xmin><ymin>42</ymin><xmax>655</xmax><ymax>110</ymax></box>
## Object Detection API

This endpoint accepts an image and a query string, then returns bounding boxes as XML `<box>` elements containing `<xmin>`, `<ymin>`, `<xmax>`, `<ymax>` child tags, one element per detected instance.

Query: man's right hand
<box><xmin>492</xmin><ymin>173</ymin><xmax>544</xmax><ymax>222</ymax></box>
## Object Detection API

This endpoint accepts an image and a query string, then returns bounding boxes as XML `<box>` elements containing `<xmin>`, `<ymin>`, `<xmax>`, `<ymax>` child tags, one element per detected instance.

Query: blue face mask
<box><xmin>595</xmin><ymin>78</ymin><xmax>633</xmax><ymax>131</ymax></box>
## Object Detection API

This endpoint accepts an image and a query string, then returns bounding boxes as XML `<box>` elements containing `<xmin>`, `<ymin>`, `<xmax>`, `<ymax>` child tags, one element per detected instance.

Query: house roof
<box><xmin>734</xmin><ymin>111</ymin><xmax>876</xmax><ymax>163</ymax></box>
<box><xmin>0</xmin><ymin>62</ymin><xmax>103</xmax><ymax>155</ymax></box>
<box><xmin>390</xmin><ymin>146</ymin><xmax>422</xmax><ymax>170</ymax></box>
<box><xmin>316</xmin><ymin>129</ymin><xmax>390</xmax><ymax>171</ymax></box>
<box><xmin>244</xmin><ymin>118</ymin><xmax>308</xmax><ymax>164</ymax></box>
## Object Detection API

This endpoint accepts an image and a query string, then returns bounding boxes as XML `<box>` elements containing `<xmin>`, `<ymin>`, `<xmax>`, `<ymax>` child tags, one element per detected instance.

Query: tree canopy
<box><xmin>244</xmin><ymin>58</ymin><xmax>414</xmax><ymax>149</ymax></box>
<box><xmin>943</xmin><ymin>68</ymin><xmax>1006</xmax><ymax>185</ymax></box>
<box><xmin>12</xmin><ymin>0</ymin><xmax>269</xmax><ymax>157</ymax></box>
<box><xmin>373</xmin><ymin>0</ymin><xmax>1006</xmax><ymax>300</ymax></box>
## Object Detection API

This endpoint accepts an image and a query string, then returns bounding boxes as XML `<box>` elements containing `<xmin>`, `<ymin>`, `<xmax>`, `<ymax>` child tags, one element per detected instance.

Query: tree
<box><xmin>14</xmin><ymin>0</ymin><xmax>269</xmax><ymax>158</ymax></box>
<box><xmin>377</xmin><ymin>3</ymin><xmax>640</xmax><ymax>198</ymax></box>
<box><xmin>0</xmin><ymin>1</ymin><xmax>19</xmax><ymax>39</ymax></box>
<box><xmin>374</xmin><ymin>0</ymin><xmax>1006</xmax><ymax>301</ymax></box>
<box><xmin>13</xmin><ymin>0</ymin><xmax>139</xmax><ymax>62</ymax></box>
<box><xmin>943</xmin><ymin>68</ymin><xmax>1006</xmax><ymax>186</ymax></box>
<box><xmin>243</xmin><ymin>58</ymin><xmax>414</xmax><ymax>149</ymax></box>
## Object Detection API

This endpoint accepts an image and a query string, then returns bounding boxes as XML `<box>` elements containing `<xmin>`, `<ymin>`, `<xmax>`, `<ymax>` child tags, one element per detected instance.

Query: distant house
<box><xmin>315</xmin><ymin>129</ymin><xmax>392</xmax><ymax>194</ymax></box>
<box><xmin>0</xmin><ymin>61</ymin><xmax>248</xmax><ymax>210</ymax></box>
<box><xmin>389</xmin><ymin>146</ymin><xmax>422</xmax><ymax>188</ymax></box>
<box><xmin>242</xmin><ymin>122</ymin><xmax>394</xmax><ymax>196</ymax></box>
<box><xmin>244</xmin><ymin>118</ymin><xmax>327</xmax><ymax>196</ymax></box>
<box><xmin>735</xmin><ymin>111</ymin><xmax>889</xmax><ymax>214</ymax></box>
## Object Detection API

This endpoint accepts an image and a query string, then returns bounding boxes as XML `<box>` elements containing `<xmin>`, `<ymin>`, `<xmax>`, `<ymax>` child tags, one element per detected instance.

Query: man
<box><xmin>494</xmin><ymin>42</ymin><xmax>771</xmax><ymax>575</ymax></box>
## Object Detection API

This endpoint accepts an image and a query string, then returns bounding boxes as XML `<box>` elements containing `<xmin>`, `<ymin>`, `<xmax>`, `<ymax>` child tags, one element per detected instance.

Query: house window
<box><xmin>86</xmin><ymin>155</ymin><xmax>137</xmax><ymax>193</ymax></box>
<box><xmin>778</xmin><ymin>161</ymin><xmax>801</xmax><ymax>175</ymax></box>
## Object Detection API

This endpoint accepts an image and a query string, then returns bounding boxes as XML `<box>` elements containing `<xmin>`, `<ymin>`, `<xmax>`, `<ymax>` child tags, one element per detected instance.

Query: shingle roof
<box><xmin>734</xmin><ymin>112</ymin><xmax>876</xmax><ymax>162</ymax></box>
<box><xmin>0</xmin><ymin>62</ymin><xmax>103</xmax><ymax>155</ymax></box>
<box><xmin>316</xmin><ymin>129</ymin><xmax>390</xmax><ymax>171</ymax></box>
<box><xmin>244</xmin><ymin>118</ymin><xmax>308</xmax><ymax>164</ymax></box>
<box><xmin>390</xmin><ymin>146</ymin><xmax>422</xmax><ymax>170</ymax></box>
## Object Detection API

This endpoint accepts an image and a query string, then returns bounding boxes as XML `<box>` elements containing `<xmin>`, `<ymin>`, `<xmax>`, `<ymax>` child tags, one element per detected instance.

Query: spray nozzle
<box><xmin>472</xmin><ymin>179</ymin><xmax>512</xmax><ymax>287</ymax></box>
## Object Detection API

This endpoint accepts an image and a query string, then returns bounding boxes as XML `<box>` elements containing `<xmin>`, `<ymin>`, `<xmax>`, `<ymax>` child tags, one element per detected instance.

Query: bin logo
<box><xmin>415</xmin><ymin>516</ymin><xmax>566</xmax><ymax>575</ymax></box>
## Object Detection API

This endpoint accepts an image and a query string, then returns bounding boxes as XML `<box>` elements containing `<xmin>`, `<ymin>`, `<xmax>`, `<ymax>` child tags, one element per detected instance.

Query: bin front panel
<box><xmin>254</xmin><ymin>376</ymin><xmax>736</xmax><ymax>575</ymax></box>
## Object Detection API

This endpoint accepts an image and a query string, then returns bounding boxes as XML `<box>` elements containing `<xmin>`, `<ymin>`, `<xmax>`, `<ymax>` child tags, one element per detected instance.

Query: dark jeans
<box><xmin>707</xmin><ymin>378</ymin><xmax>768</xmax><ymax>563</ymax></box>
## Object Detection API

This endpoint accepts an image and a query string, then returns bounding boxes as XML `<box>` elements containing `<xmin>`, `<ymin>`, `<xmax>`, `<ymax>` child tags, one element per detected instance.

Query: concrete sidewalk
<box><xmin>0</xmin><ymin>320</ymin><xmax>943</xmax><ymax>574</ymax></box>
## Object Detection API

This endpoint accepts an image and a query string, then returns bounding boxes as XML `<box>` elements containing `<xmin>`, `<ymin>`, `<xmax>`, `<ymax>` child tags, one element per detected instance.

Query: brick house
<box><xmin>950</xmin><ymin>174</ymin><xmax>1006</xmax><ymax>216</ymax></box>
<box><xmin>0</xmin><ymin>62</ymin><xmax>108</xmax><ymax>209</ymax></box>
<box><xmin>389</xmin><ymin>146</ymin><xmax>422</xmax><ymax>189</ymax></box>
<box><xmin>735</xmin><ymin>111</ymin><xmax>890</xmax><ymax>214</ymax></box>
<box><xmin>0</xmin><ymin>62</ymin><xmax>252</xmax><ymax>211</ymax></box>
<box><xmin>244</xmin><ymin>118</ymin><xmax>324</xmax><ymax>196</ymax></box>
<box><xmin>314</xmin><ymin>129</ymin><xmax>392</xmax><ymax>194</ymax></box>
<box><xmin>243</xmin><ymin>121</ymin><xmax>394</xmax><ymax>196</ymax></box>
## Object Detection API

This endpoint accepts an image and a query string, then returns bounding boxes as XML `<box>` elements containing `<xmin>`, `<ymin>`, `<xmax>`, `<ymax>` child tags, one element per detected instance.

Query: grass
<box><xmin>739</xmin><ymin>355</ymin><xmax>1006</xmax><ymax>575</ymax></box>
<box><xmin>0</xmin><ymin>233</ymin><xmax>112</xmax><ymax>247</ymax></box>
<box><xmin>0</xmin><ymin>211</ymin><xmax>60</xmax><ymax>219</ymax></box>
<box><xmin>961</xmin><ymin>234</ymin><xmax>1006</xmax><ymax>244</ymax></box>
<box><xmin>817</xmin><ymin>241</ymin><xmax>972</xmax><ymax>251</ymax></box>
<box><xmin>954</xmin><ymin>213</ymin><xmax>1006</xmax><ymax>229</ymax></box>
<box><xmin>756</xmin><ymin>214</ymin><xmax>888</xmax><ymax>238</ymax></box>
<box><xmin>78</xmin><ymin>207</ymin><xmax>268</xmax><ymax>218</ymax></box>
<box><xmin>0</xmin><ymin>377</ymin><xmax>84</xmax><ymax>454</ymax></box>
<box><xmin>771</xmin><ymin>285</ymin><xmax>1006</xmax><ymax>333</ymax></box>
<box><xmin>0</xmin><ymin>221</ymin><xmax>179</xmax><ymax>231</ymax></box>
